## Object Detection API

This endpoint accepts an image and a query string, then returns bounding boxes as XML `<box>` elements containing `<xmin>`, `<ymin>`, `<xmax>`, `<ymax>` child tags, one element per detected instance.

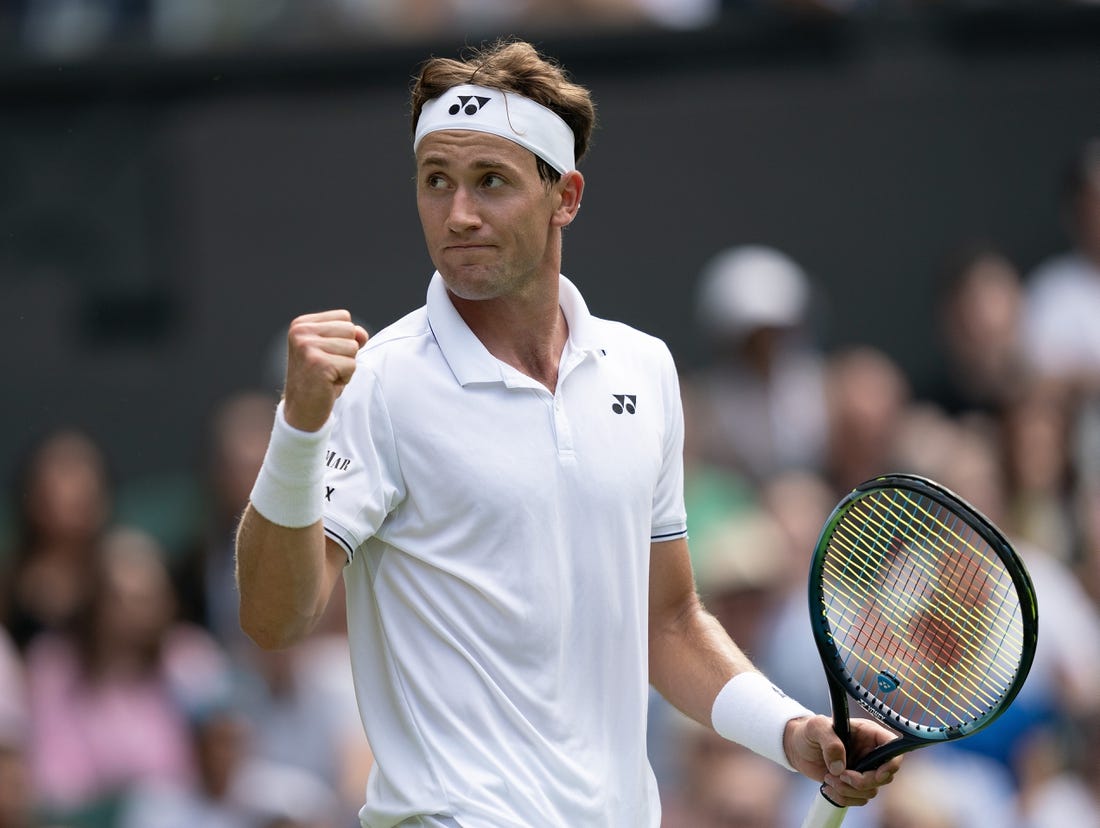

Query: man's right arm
<box><xmin>235</xmin><ymin>309</ymin><xmax>369</xmax><ymax>650</ymax></box>
<box><xmin>236</xmin><ymin>509</ymin><xmax>347</xmax><ymax>649</ymax></box>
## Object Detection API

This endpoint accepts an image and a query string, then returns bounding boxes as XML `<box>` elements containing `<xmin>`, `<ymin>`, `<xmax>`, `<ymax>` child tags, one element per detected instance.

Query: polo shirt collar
<box><xmin>426</xmin><ymin>271</ymin><xmax>604</xmax><ymax>387</ymax></box>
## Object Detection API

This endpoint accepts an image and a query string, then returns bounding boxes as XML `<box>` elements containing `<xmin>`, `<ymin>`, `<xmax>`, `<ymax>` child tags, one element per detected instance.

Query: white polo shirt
<box><xmin>322</xmin><ymin>273</ymin><xmax>688</xmax><ymax>828</ymax></box>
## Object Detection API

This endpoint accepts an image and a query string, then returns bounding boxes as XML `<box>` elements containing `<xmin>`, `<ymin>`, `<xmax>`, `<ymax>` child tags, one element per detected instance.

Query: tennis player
<box><xmin>235</xmin><ymin>39</ymin><xmax>902</xmax><ymax>828</ymax></box>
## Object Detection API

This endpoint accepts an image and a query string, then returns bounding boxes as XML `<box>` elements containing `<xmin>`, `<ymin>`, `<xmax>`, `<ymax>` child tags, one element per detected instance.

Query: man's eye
<box><xmin>426</xmin><ymin>174</ymin><xmax>448</xmax><ymax>189</ymax></box>
<box><xmin>483</xmin><ymin>174</ymin><xmax>505</xmax><ymax>188</ymax></box>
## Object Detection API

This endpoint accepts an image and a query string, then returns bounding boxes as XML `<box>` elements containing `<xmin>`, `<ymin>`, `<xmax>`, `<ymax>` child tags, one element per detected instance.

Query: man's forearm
<box><xmin>235</xmin><ymin>503</ymin><xmax>337</xmax><ymax>649</ymax></box>
<box><xmin>649</xmin><ymin>593</ymin><xmax>755</xmax><ymax>727</ymax></box>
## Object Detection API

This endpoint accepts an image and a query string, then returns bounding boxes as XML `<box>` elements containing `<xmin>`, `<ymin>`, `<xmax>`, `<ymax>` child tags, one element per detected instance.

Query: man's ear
<box><xmin>553</xmin><ymin>170</ymin><xmax>585</xmax><ymax>228</ymax></box>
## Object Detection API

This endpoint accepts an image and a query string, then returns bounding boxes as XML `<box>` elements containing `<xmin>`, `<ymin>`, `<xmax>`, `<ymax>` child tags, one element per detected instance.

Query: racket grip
<box><xmin>801</xmin><ymin>789</ymin><xmax>848</xmax><ymax>828</ymax></box>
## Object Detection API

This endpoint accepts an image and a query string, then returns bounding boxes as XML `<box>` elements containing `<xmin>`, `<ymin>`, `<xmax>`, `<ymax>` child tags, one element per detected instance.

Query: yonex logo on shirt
<box><xmin>449</xmin><ymin>95</ymin><xmax>490</xmax><ymax>116</ymax></box>
<box><xmin>612</xmin><ymin>394</ymin><xmax>637</xmax><ymax>415</ymax></box>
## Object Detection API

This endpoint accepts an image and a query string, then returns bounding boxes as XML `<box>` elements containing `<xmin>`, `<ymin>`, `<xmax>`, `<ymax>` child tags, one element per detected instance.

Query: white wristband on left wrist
<box><xmin>711</xmin><ymin>671</ymin><xmax>814</xmax><ymax>772</ymax></box>
<box><xmin>248</xmin><ymin>400</ymin><xmax>334</xmax><ymax>528</ymax></box>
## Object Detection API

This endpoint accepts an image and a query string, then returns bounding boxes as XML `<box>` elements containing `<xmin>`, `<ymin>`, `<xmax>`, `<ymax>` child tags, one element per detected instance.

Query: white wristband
<box><xmin>249</xmin><ymin>401</ymin><xmax>334</xmax><ymax>528</ymax></box>
<box><xmin>711</xmin><ymin>672</ymin><xmax>814</xmax><ymax>772</ymax></box>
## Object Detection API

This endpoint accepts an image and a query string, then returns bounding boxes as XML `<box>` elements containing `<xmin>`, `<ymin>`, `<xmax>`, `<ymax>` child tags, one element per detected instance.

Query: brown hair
<box><xmin>410</xmin><ymin>39</ymin><xmax>596</xmax><ymax>183</ymax></box>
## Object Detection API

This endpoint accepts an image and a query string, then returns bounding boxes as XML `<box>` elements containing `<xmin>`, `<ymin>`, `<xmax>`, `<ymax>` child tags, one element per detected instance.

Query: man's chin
<box><xmin>438</xmin><ymin>268</ymin><xmax>502</xmax><ymax>302</ymax></box>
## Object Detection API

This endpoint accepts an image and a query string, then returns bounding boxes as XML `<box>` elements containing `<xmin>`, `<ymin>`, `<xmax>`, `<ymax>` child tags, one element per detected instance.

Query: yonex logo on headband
<box><xmin>449</xmin><ymin>95</ymin><xmax>490</xmax><ymax>116</ymax></box>
<box><xmin>414</xmin><ymin>83</ymin><xmax>576</xmax><ymax>175</ymax></box>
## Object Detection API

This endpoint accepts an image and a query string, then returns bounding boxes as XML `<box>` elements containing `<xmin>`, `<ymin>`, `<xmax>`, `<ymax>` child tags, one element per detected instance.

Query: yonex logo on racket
<box><xmin>876</xmin><ymin>672</ymin><xmax>900</xmax><ymax>693</ymax></box>
<box><xmin>612</xmin><ymin>394</ymin><xmax>637</xmax><ymax>415</ymax></box>
<box><xmin>448</xmin><ymin>95</ymin><xmax>490</xmax><ymax>116</ymax></box>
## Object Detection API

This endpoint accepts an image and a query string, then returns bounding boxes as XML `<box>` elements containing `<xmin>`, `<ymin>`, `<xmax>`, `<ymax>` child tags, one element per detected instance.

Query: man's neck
<box><xmin>449</xmin><ymin>281</ymin><xmax>569</xmax><ymax>391</ymax></box>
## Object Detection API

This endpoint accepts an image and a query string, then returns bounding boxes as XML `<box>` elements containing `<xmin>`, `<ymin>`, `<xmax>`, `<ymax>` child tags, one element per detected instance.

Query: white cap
<box><xmin>695</xmin><ymin>245</ymin><xmax>810</xmax><ymax>340</ymax></box>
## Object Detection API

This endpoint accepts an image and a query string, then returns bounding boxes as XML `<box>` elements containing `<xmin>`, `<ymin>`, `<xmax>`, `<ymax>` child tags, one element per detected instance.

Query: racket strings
<box><xmin>822</xmin><ymin>581</ymin><xmax>1010</xmax><ymax>727</ymax></box>
<box><xmin>838</xmin><ymin>494</ymin><xmax>1021</xmax><ymax>649</ymax></box>
<box><xmin>819</xmin><ymin>490</ymin><xmax>1026</xmax><ymax>729</ymax></box>
<box><xmin>823</xmin><ymin>523</ymin><xmax>1020</xmax><ymax>711</ymax></box>
<box><xmin>825</xmin><ymin>523</ymin><xmax>1020</xmax><ymax>670</ymax></box>
<box><xmin>822</xmin><ymin>560</ymin><xmax>1010</xmax><ymax>725</ymax></box>
<box><xmin>823</xmin><ymin>559</ymin><xmax>1013</xmax><ymax>724</ymax></box>
<box><xmin>851</xmin><ymin>494</ymin><xmax>1022</xmax><ymax>649</ymax></box>
<box><xmin>865</xmin><ymin>491</ymin><xmax>1023</xmax><ymax>651</ymax></box>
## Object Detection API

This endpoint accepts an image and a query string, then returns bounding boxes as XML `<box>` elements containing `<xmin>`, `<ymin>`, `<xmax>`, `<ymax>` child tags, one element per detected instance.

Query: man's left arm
<box><xmin>648</xmin><ymin>537</ymin><xmax>901</xmax><ymax>806</ymax></box>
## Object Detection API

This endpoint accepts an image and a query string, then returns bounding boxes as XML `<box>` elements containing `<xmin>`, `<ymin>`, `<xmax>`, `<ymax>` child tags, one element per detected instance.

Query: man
<box><xmin>1022</xmin><ymin>137</ymin><xmax>1100</xmax><ymax>388</ymax></box>
<box><xmin>236</xmin><ymin>39</ymin><xmax>901</xmax><ymax>828</ymax></box>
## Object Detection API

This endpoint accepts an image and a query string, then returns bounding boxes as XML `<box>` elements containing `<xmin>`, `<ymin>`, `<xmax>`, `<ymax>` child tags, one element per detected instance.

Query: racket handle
<box><xmin>801</xmin><ymin>789</ymin><xmax>848</xmax><ymax>828</ymax></box>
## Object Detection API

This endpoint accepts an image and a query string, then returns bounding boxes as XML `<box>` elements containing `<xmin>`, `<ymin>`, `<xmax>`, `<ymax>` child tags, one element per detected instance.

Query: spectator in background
<box><xmin>752</xmin><ymin>470</ymin><xmax>838</xmax><ymax>717</ymax></box>
<box><xmin>1019</xmin><ymin>710</ymin><xmax>1100</xmax><ymax>828</ymax></box>
<box><xmin>888</xmin><ymin>401</ymin><xmax>964</xmax><ymax>485</ymax></box>
<box><xmin>119</xmin><ymin>696</ymin><xmax>257</xmax><ymax>828</ymax></box>
<box><xmin>1020</xmin><ymin>138</ymin><xmax>1100</xmax><ymax>538</ymax></box>
<box><xmin>689</xmin><ymin>746</ymin><xmax>789</xmax><ymax>828</ymax></box>
<box><xmin>688</xmin><ymin>245</ymin><xmax>829</xmax><ymax>485</ymax></box>
<box><xmin>693</xmin><ymin>508</ymin><xmax>789</xmax><ymax>662</ymax></box>
<box><xmin>929</xmin><ymin>418</ymin><xmax>1100</xmax><ymax>812</ymax></box>
<box><xmin>678</xmin><ymin>375</ymin><xmax>757</xmax><ymax>570</ymax></box>
<box><xmin>873</xmin><ymin>751</ymin><xmax>1020</xmax><ymax>828</ymax></box>
<box><xmin>24</xmin><ymin>526</ymin><xmax>228</xmax><ymax>826</ymax></box>
<box><xmin>1022</xmin><ymin>137</ymin><xmax>1100</xmax><ymax>391</ymax></box>
<box><xmin>822</xmin><ymin>345</ymin><xmax>910</xmax><ymax>494</ymax></box>
<box><xmin>0</xmin><ymin>427</ymin><xmax>113</xmax><ymax>652</ymax></box>
<box><xmin>174</xmin><ymin>390</ymin><xmax>278</xmax><ymax>655</ymax></box>
<box><xmin>0</xmin><ymin>627</ymin><xmax>31</xmax><ymax>828</ymax></box>
<box><xmin>281</xmin><ymin>577</ymin><xmax>375</xmax><ymax>824</ymax></box>
<box><xmin>998</xmin><ymin>381</ymin><xmax>1079</xmax><ymax>563</ymax></box>
<box><xmin>17</xmin><ymin>0</ymin><xmax>122</xmax><ymax>58</ymax></box>
<box><xmin>1023</xmin><ymin>139</ymin><xmax>1100</xmax><ymax>563</ymax></box>
<box><xmin>120</xmin><ymin>693</ymin><xmax>347</xmax><ymax>828</ymax></box>
<box><xmin>660</xmin><ymin>716</ymin><xmax>792</xmax><ymax>828</ymax></box>
<box><xmin>928</xmin><ymin>242</ymin><xmax>1032</xmax><ymax>417</ymax></box>
<box><xmin>232</xmin><ymin>581</ymin><xmax>372</xmax><ymax>827</ymax></box>
<box><xmin>1074</xmin><ymin>481</ymin><xmax>1100</xmax><ymax>608</ymax></box>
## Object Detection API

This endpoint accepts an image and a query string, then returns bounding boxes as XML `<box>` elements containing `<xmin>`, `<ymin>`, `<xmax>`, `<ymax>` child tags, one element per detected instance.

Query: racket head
<box><xmin>808</xmin><ymin>473</ymin><xmax>1038</xmax><ymax>770</ymax></box>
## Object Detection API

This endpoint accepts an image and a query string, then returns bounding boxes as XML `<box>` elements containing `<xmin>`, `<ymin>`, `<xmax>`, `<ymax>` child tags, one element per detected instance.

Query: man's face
<box><xmin>415</xmin><ymin>129</ymin><xmax>561</xmax><ymax>301</ymax></box>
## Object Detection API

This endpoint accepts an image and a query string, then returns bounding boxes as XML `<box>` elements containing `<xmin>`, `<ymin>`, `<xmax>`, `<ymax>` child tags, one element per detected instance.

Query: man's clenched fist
<box><xmin>283</xmin><ymin>310</ymin><xmax>370</xmax><ymax>432</ymax></box>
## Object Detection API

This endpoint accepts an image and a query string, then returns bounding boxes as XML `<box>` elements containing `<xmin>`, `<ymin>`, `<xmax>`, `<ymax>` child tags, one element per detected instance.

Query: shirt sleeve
<box><xmin>322</xmin><ymin>365</ymin><xmax>405</xmax><ymax>562</ymax></box>
<box><xmin>650</xmin><ymin>342</ymin><xmax>688</xmax><ymax>543</ymax></box>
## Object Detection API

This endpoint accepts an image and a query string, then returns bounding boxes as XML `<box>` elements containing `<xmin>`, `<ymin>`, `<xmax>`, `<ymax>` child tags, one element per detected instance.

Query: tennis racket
<box><xmin>801</xmin><ymin>473</ymin><xmax>1038</xmax><ymax>828</ymax></box>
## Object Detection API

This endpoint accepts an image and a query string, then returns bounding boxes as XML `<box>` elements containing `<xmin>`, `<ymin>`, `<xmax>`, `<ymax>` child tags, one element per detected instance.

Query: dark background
<box><xmin>2</xmin><ymin>7</ymin><xmax>1099</xmax><ymax>539</ymax></box>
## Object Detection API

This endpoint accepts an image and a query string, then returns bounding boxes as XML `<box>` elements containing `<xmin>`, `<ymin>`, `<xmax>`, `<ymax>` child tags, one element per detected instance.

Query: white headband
<box><xmin>413</xmin><ymin>84</ymin><xmax>576</xmax><ymax>175</ymax></box>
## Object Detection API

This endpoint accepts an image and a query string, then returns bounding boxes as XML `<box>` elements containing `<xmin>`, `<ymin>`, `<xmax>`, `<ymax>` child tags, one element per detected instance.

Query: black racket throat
<box><xmin>824</xmin><ymin>669</ymin><xmax>922</xmax><ymax>773</ymax></box>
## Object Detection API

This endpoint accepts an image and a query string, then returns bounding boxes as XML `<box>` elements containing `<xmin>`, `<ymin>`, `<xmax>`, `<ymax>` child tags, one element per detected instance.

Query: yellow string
<box><xmin>818</xmin><ymin>489</ymin><xmax>1025</xmax><ymax>727</ymax></box>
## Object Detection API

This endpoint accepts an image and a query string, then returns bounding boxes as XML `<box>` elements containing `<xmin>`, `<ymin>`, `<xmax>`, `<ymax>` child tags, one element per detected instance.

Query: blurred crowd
<box><xmin>656</xmin><ymin>136</ymin><xmax>1100</xmax><ymax>828</ymax></box>
<box><xmin>0</xmin><ymin>0</ymin><xmax>1097</xmax><ymax>61</ymax></box>
<box><xmin>0</xmin><ymin>28</ymin><xmax>1097</xmax><ymax>820</ymax></box>
<box><xmin>0</xmin><ymin>387</ymin><xmax>373</xmax><ymax>828</ymax></box>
